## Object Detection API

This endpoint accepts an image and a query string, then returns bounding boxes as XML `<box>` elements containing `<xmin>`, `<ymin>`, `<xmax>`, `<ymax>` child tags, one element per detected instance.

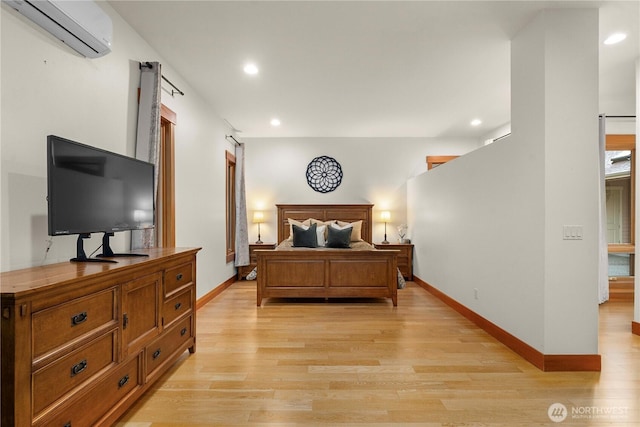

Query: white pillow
<box><xmin>316</xmin><ymin>225</ymin><xmax>327</xmax><ymax>247</ymax></box>
<box><xmin>310</xmin><ymin>218</ymin><xmax>332</xmax><ymax>241</ymax></box>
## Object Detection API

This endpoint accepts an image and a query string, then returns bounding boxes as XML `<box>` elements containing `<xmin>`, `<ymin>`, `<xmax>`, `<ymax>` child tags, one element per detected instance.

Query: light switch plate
<box><xmin>563</xmin><ymin>225</ymin><xmax>583</xmax><ymax>240</ymax></box>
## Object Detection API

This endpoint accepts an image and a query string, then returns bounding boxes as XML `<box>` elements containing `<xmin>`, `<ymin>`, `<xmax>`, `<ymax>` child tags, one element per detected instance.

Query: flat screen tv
<box><xmin>47</xmin><ymin>135</ymin><xmax>155</xmax><ymax>262</ymax></box>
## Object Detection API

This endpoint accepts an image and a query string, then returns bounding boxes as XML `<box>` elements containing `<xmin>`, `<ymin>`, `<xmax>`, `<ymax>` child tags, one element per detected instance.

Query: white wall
<box><xmin>243</xmin><ymin>137</ymin><xmax>479</xmax><ymax>244</ymax></box>
<box><xmin>408</xmin><ymin>9</ymin><xmax>600</xmax><ymax>355</ymax></box>
<box><xmin>0</xmin><ymin>2</ymin><xmax>235</xmax><ymax>298</ymax></box>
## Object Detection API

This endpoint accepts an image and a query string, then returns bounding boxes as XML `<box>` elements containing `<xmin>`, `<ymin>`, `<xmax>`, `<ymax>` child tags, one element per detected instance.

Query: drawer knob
<box><xmin>152</xmin><ymin>349</ymin><xmax>162</xmax><ymax>360</ymax></box>
<box><xmin>176</xmin><ymin>273</ymin><xmax>183</xmax><ymax>281</ymax></box>
<box><xmin>71</xmin><ymin>311</ymin><xmax>87</xmax><ymax>326</ymax></box>
<box><xmin>118</xmin><ymin>374</ymin><xmax>130</xmax><ymax>388</ymax></box>
<box><xmin>64</xmin><ymin>423</ymin><xmax>71</xmax><ymax>427</ymax></box>
<box><xmin>70</xmin><ymin>359</ymin><xmax>87</xmax><ymax>377</ymax></box>
<box><xmin>180</xmin><ymin>327</ymin><xmax>187</xmax><ymax>336</ymax></box>
<box><xmin>174</xmin><ymin>302</ymin><xmax>182</xmax><ymax>311</ymax></box>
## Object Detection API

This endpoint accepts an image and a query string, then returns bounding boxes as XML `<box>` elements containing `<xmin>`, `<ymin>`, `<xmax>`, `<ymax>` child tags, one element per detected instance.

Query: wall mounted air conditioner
<box><xmin>3</xmin><ymin>0</ymin><xmax>112</xmax><ymax>58</ymax></box>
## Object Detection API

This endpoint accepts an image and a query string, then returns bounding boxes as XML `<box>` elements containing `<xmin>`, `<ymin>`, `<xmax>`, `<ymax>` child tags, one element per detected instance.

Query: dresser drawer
<box><xmin>146</xmin><ymin>316</ymin><xmax>192</xmax><ymax>377</ymax></box>
<box><xmin>32</xmin><ymin>287</ymin><xmax>117</xmax><ymax>360</ymax></box>
<box><xmin>164</xmin><ymin>262</ymin><xmax>193</xmax><ymax>297</ymax></box>
<box><xmin>32</xmin><ymin>331</ymin><xmax>117</xmax><ymax>417</ymax></box>
<box><xmin>34</xmin><ymin>354</ymin><xmax>141</xmax><ymax>427</ymax></box>
<box><xmin>163</xmin><ymin>288</ymin><xmax>192</xmax><ymax>329</ymax></box>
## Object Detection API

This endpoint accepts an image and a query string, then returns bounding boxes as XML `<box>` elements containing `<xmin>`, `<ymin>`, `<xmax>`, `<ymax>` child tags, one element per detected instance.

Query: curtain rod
<box><xmin>226</xmin><ymin>135</ymin><xmax>241</xmax><ymax>146</ymax></box>
<box><xmin>139</xmin><ymin>62</ymin><xmax>184</xmax><ymax>97</ymax></box>
<box><xmin>604</xmin><ymin>115</ymin><xmax>636</xmax><ymax>118</ymax></box>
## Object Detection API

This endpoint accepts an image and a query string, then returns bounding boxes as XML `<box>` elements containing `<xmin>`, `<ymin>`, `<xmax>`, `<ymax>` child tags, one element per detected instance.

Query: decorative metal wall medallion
<box><xmin>306</xmin><ymin>155</ymin><xmax>343</xmax><ymax>193</ymax></box>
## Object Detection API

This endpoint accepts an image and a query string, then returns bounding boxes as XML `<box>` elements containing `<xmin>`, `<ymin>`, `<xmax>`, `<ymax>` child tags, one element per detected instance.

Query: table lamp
<box><xmin>253</xmin><ymin>211</ymin><xmax>264</xmax><ymax>244</ymax></box>
<box><xmin>381</xmin><ymin>211</ymin><xmax>391</xmax><ymax>244</ymax></box>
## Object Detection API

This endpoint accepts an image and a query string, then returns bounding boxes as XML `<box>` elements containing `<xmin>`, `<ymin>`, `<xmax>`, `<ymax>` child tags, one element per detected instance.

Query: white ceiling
<box><xmin>109</xmin><ymin>1</ymin><xmax>639</xmax><ymax>139</ymax></box>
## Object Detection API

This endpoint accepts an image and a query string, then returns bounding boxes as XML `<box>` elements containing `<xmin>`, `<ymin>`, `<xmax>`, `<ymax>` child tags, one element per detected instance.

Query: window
<box><xmin>226</xmin><ymin>151</ymin><xmax>236</xmax><ymax>263</ymax></box>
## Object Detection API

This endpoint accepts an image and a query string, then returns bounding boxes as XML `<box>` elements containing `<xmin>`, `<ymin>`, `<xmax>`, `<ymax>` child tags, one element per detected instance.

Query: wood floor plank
<box><xmin>116</xmin><ymin>281</ymin><xmax>640</xmax><ymax>426</ymax></box>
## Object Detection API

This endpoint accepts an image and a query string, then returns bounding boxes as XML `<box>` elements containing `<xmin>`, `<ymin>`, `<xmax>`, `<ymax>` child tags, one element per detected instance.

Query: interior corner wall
<box><xmin>407</xmin><ymin>8</ymin><xmax>600</xmax><ymax>355</ymax></box>
<box><xmin>242</xmin><ymin>137</ymin><xmax>480</xmax><ymax>244</ymax></box>
<box><xmin>0</xmin><ymin>2</ymin><xmax>235</xmax><ymax>298</ymax></box>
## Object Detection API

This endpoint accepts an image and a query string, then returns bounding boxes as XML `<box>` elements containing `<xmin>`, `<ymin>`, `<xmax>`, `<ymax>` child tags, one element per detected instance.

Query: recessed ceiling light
<box><xmin>604</xmin><ymin>33</ymin><xmax>627</xmax><ymax>45</ymax></box>
<box><xmin>243</xmin><ymin>63</ymin><xmax>259</xmax><ymax>75</ymax></box>
<box><xmin>270</xmin><ymin>118</ymin><xmax>281</xmax><ymax>127</ymax></box>
<box><xmin>470</xmin><ymin>119</ymin><xmax>482</xmax><ymax>126</ymax></box>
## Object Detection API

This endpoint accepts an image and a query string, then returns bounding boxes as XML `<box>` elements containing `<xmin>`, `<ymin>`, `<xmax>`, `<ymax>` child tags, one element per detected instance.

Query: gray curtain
<box><xmin>597</xmin><ymin>114</ymin><xmax>609</xmax><ymax>304</ymax></box>
<box><xmin>132</xmin><ymin>61</ymin><xmax>161</xmax><ymax>249</ymax></box>
<box><xmin>234</xmin><ymin>142</ymin><xmax>250</xmax><ymax>266</ymax></box>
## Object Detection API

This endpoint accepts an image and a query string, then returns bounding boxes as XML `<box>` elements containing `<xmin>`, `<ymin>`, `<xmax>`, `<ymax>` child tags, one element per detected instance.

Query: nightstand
<box><xmin>375</xmin><ymin>243</ymin><xmax>413</xmax><ymax>280</ymax></box>
<box><xmin>237</xmin><ymin>243</ymin><xmax>276</xmax><ymax>280</ymax></box>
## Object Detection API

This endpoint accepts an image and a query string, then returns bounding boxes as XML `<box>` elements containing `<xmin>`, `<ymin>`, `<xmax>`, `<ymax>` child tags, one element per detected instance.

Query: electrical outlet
<box><xmin>474</xmin><ymin>288</ymin><xmax>479</xmax><ymax>300</ymax></box>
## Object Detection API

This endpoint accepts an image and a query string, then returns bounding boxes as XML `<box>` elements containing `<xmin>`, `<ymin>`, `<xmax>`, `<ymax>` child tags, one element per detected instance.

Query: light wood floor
<box><xmin>117</xmin><ymin>281</ymin><xmax>640</xmax><ymax>426</ymax></box>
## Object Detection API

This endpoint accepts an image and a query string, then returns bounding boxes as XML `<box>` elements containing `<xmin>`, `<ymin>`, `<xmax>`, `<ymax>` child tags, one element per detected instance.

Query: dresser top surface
<box><xmin>1</xmin><ymin>247</ymin><xmax>200</xmax><ymax>297</ymax></box>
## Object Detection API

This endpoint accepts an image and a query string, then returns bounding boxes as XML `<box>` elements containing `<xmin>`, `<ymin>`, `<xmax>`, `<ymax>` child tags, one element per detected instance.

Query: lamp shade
<box><xmin>381</xmin><ymin>211</ymin><xmax>391</xmax><ymax>222</ymax></box>
<box><xmin>253</xmin><ymin>211</ymin><xmax>264</xmax><ymax>223</ymax></box>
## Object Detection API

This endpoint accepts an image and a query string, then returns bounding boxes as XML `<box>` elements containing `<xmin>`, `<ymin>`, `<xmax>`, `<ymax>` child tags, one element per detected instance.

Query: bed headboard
<box><xmin>276</xmin><ymin>204</ymin><xmax>374</xmax><ymax>244</ymax></box>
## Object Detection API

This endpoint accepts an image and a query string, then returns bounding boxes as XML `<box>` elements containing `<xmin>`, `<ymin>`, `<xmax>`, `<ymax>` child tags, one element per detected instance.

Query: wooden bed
<box><xmin>256</xmin><ymin>204</ymin><xmax>399</xmax><ymax>306</ymax></box>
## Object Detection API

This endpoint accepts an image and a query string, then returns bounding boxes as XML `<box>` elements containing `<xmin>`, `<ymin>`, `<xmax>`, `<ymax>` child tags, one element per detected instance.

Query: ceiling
<box><xmin>109</xmin><ymin>1</ymin><xmax>638</xmax><ymax>139</ymax></box>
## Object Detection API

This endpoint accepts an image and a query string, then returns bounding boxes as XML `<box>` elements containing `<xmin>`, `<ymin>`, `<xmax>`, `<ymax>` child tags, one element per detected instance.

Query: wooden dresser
<box><xmin>375</xmin><ymin>243</ymin><xmax>413</xmax><ymax>280</ymax></box>
<box><xmin>1</xmin><ymin>247</ymin><xmax>200</xmax><ymax>427</ymax></box>
<box><xmin>237</xmin><ymin>243</ymin><xmax>276</xmax><ymax>280</ymax></box>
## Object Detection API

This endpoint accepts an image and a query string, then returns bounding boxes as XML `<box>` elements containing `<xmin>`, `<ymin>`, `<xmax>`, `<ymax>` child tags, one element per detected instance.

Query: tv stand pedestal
<box><xmin>97</xmin><ymin>232</ymin><xmax>150</xmax><ymax>259</ymax></box>
<box><xmin>1</xmin><ymin>247</ymin><xmax>200</xmax><ymax>426</ymax></box>
<box><xmin>71</xmin><ymin>233</ymin><xmax>117</xmax><ymax>263</ymax></box>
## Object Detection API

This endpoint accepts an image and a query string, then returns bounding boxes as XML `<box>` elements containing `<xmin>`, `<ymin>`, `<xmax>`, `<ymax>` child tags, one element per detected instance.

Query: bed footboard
<box><xmin>256</xmin><ymin>249</ymin><xmax>398</xmax><ymax>306</ymax></box>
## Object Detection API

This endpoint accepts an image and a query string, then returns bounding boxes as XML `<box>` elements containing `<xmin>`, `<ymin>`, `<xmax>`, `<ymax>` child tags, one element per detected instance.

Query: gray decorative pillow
<box><xmin>326</xmin><ymin>225</ymin><xmax>352</xmax><ymax>248</ymax></box>
<box><xmin>293</xmin><ymin>223</ymin><xmax>318</xmax><ymax>248</ymax></box>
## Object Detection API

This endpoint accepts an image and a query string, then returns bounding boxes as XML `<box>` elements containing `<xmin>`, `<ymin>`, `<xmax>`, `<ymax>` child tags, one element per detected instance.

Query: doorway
<box><xmin>605</xmin><ymin>134</ymin><xmax>635</xmax><ymax>300</ymax></box>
